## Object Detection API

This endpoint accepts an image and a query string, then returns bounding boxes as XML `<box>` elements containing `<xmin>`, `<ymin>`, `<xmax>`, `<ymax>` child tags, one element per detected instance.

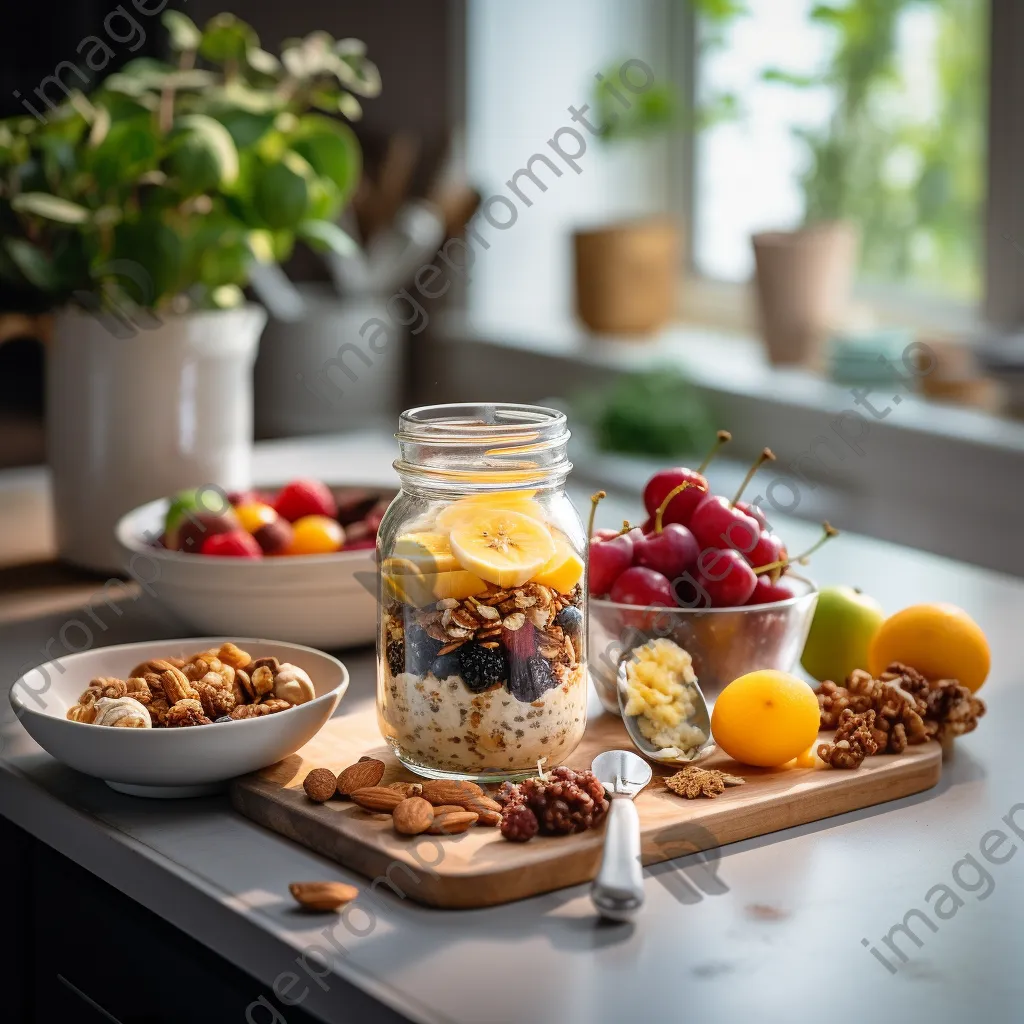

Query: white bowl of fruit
<box><xmin>588</xmin><ymin>434</ymin><xmax>828</xmax><ymax>711</ymax></box>
<box><xmin>115</xmin><ymin>479</ymin><xmax>393</xmax><ymax>650</ymax></box>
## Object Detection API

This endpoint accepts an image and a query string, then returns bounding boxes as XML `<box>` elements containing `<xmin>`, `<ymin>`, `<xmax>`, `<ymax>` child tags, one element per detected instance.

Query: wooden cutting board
<box><xmin>230</xmin><ymin>704</ymin><xmax>942</xmax><ymax>909</ymax></box>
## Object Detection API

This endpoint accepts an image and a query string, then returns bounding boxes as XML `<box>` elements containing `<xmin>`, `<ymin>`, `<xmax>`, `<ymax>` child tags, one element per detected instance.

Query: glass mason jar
<box><xmin>376</xmin><ymin>403</ymin><xmax>588</xmax><ymax>782</ymax></box>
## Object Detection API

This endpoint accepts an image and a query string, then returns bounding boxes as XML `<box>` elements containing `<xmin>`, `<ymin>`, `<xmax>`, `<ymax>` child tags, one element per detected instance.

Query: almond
<box><xmin>465</xmin><ymin>796</ymin><xmax>502</xmax><ymax>827</ymax></box>
<box><xmin>336</xmin><ymin>758</ymin><xmax>386</xmax><ymax>798</ymax></box>
<box><xmin>392</xmin><ymin>797</ymin><xmax>434</xmax><ymax>835</ymax></box>
<box><xmin>289</xmin><ymin>881</ymin><xmax>359</xmax><ymax>911</ymax></box>
<box><xmin>420</xmin><ymin>780</ymin><xmax>483</xmax><ymax>807</ymax></box>
<box><xmin>428</xmin><ymin>810</ymin><xmax>478</xmax><ymax>835</ymax></box>
<box><xmin>350</xmin><ymin>786</ymin><xmax>404</xmax><ymax>812</ymax></box>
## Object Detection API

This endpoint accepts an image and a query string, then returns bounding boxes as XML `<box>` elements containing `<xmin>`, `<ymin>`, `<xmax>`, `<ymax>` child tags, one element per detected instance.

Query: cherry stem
<box><xmin>616</xmin><ymin>520</ymin><xmax>635</xmax><ymax>536</ymax></box>
<box><xmin>588</xmin><ymin>491</ymin><xmax>606</xmax><ymax>539</ymax></box>
<box><xmin>754</xmin><ymin>522</ymin><xmax>839</xmax><ymax>576</ymax></box>
<box><xmin>730</xmin><ymin>447</ymin><xmax>776</xmax><ymax>508</ymax></box>
<box><xmin>654</xmin><ymin>480</ymin><xmax>705</xmax><ymax>534</ymax></box>
<box><xmin>698</xmin><ymin>430</ymin><xmax>732</xmax><ymax>474</ymax></box>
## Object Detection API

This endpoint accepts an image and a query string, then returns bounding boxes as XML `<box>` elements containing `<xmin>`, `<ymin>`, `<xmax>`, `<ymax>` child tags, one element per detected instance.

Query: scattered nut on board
<box><xmin>303</xmin><ymin>768</ymin><xmax>338</xmax><ymax>803</ymax></box>
<box><xmin>289</xmin><ymin>881</ymin><xmax>359</xmax><ymax>912</ymax></box>
<box><xmin>336</xmin><ymin>758</ymin><xmax>386</xmax><ymax>798</ymax></box>
<box><xmin>392</xmin><ymin>796</ymin><xmax>435</xmax><ymax>835</ymax></box>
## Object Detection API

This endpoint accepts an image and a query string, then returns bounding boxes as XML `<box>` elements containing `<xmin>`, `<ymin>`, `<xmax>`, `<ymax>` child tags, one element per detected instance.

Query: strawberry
<box><xmin>273</xmin><ymin>479</ymin><xmax>338</xmax><ymax>523</ymax></box>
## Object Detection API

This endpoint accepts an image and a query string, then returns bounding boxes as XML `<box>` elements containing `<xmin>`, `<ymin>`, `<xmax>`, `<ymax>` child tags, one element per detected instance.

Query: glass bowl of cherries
<box><xmin>588</xmin><ymin>432</ymin><xmax>830</xmax><ymax>714</ymax></box>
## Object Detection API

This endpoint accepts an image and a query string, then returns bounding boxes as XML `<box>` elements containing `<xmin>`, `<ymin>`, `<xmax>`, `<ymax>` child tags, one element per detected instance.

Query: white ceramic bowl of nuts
<box><xmin>10</xmin><ymin>638</ymin><xmax>349</xmax><ymax>798</ymax></box>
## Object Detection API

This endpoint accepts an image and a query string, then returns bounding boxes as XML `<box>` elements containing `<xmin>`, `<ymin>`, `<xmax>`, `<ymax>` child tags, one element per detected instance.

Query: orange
<box><xmin>868</xmin><ymin>603</ymin><xmax>989</xmax><ymax>693</ymax></box>
<box><xmin>711</xmin><ymin>670</ymin><xmax>821</xmax><ymax>768</ymax></box>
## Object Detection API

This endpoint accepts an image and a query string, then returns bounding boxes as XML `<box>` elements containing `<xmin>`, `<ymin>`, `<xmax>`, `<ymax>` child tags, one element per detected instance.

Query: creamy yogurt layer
<box><xmin>379</xmin><ymin>665</ymin><xmax>587</xmax><ymax>774</ymax></box>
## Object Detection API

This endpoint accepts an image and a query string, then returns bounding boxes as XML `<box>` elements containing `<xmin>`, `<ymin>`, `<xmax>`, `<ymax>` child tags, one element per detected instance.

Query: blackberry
<box><xmin>458</xmin><ymin>643</ymin><xmax>508</xmax><ymax>692</ymax></box>
<box><xmin>508</xmin><ymin>655</ymin><xmax>556</xmax><ymax>703</ymax></box>
<box><xmin>385</xmin><ymin>639</ymin><xmax>405</xmax><ymax>677</ymax></box>
<box><xmin>430</xmin><ymin>651</ymin><xmax>462</xmax><ymax>679</ymax></box>
<box><xmin>405</xmin><ymin>626</ymin><xmax>443</xmax><ymax>675</ymax></box>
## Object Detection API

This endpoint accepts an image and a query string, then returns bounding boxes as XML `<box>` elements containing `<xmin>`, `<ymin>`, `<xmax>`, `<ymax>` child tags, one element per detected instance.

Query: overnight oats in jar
<box><xmin>376</xmin><ymin>404</ymin><xmax>588</xmax><ymax>781</ymax></box>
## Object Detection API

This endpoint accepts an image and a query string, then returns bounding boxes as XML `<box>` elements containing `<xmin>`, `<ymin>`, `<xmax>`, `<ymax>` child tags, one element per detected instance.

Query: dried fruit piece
<box><xmin>350</xmin><ymin>787</ymin><xmax>405</xmax><ymax>812</ymax></box>
<box><xmin>165</xmin><ymin>698</ymin><xmax>211</xmax><ymax>727</ymax></box>
<box><xmin>303</xmin><ymin>768</ymin><xmax>338</xmax><ymax>803</ymax></box>
<box><xmin>336</xmin><ymin>758</ymin><xmax>386</xmax><ymax>798</ymax></box>
<box><xmin>289</xmin><ymin>881</ymin><xmax>359</xmax><ymax>911</ymax></box>
<box><xmin>428</xmin><ymin>810</ymin><xmax>478</xmax><ymax>835</ymax></box>
<box><xmin>393</xmin><ymin>797</ymin><xmax>434</xmax><ymax>835</ymax></box>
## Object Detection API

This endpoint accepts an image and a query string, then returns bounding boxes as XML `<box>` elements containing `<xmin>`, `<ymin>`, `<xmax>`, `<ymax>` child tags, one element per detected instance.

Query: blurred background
<box><xmin>1</xmin><ymin>0</ymin><xmax>1022</xmax><ymax>574</ymax></box>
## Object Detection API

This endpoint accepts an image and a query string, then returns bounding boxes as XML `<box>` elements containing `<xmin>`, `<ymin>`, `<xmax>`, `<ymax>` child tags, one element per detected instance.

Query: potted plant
<box><xmin>750</xmin><ymin>2</ymin><xmax>917</xmax><ymax>365</ymax></box>
<box><xmin>574</xmin><ymin>0</ymin><xmax>743</xmax><ymax>336</ymax></box>
<box><xmin>0</xmin><ymin>11</ymin><xmax>376</xmax><ymax>571</ymax></box>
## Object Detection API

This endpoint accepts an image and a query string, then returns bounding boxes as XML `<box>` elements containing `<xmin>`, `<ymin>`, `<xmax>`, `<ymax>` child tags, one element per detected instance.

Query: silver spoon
<box><xmin>590</xmin><ymin>748</ymin><xmax>652</xmax><ymax>921</ymax></box>
<box><xmin>616</xmin><ymin>648</ymin><xmax>714</xmax><ymax>766</ymax></box>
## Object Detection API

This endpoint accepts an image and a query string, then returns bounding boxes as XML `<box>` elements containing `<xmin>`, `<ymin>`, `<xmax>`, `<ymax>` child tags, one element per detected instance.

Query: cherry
<box><xmin>694</xmin><ymin>548</ymin><xmax>757</xmax><ymax>607</ymax></box>
<box><xmin>745</xmin><ymin>530</ymin><xmax>786</xmax><ymax>574</ymax></box>
<box><xmin>608</xmin><ymin>566</ymin><xmax>675</xmax><ymax>607</ymax></box>
<box><xmin>633</xmin><ymin>522</ymin><xmax>698</xmax><ymax>579</ymax></box>
<box><xmin>689</xmin><ymin>448</ymin><xmax>775</xmax><ymax>555</ymax></box>
<box><xmin>641</xmin><ymin>430</ymin><xmax>731</xmax><ymax>527</ymax></box>
<box><xmin>746</xmin><ymin>575</ymin><xmax>794</xmax><ymax>605</ymax></box>
<box><xmin>736</xmin><ymin>501</ymin><xmax>769</xmax><ymax>531</ymax></box>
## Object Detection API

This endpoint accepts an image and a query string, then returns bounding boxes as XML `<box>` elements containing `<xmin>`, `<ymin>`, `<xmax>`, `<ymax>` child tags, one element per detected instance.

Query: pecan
<box><xmin>450</xmin><ymin>608</ymin><xmax>480</xmax><ymax>631</ymax></box>
<box><xmin>259</xmin><ymin>697</ymin><xmax>292</xmax><ymax>714</ymax></box>
<box><xmin>124</xmin><ymin>677</ymin><xmax>153</xmax><ymax>705</ymax></box>
<box><xmin>161</xmin><ymin>667</ymin><xmax>199</xmax><ymax>704</ymax></box>
<box><xmin>90</xmin><ymin>677</ymin><xmax>128</xmax><ymax>699</ymax></box>
<box><xmin>230</xmin><ymin>702</ymin><xmax>273</xmax><ymax>720</ymax></box>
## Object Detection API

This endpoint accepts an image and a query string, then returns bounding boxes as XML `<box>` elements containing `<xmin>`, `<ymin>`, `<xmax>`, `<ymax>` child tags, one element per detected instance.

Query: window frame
<box><xmin>670</xmin><ymin>0</ymin><xmax>1019</xmax><ymax>336</ymax></box>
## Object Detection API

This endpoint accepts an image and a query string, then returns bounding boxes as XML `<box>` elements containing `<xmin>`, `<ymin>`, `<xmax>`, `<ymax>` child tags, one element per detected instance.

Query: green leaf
<box><xmin>297</xmin><ymin>219</ymin><xmax>357</xmax><ymax>256</ymax></box>
<box><xmin>252</xmin><ymin>155</ymin><xmax>311</xmax><ymax>229</ymax></box>
<box><xmin>11</xmin><ymin>192</ymin><xmax>90</xmax><ymax>224</ymax></box>
<box><xmin>337</xmin><ymin>92</ymin><xmax>363</xmax><ymax>121</ymax></box>
<box><xmin>163</xmin><ymin>10</ymin><xmax>202</xmax><ymax>52</ymax></box>
<box><xmin>167</xmin><ymin>114</ymin><xmax>240</xmax><ymax>193</ymax></box>
<box><xmin>281</xmin><ymin>31</ymin><xmax>337</xmax><ymax>79</ymax></box>
<box><xmin>4</xmin><ymin>239</ymin><xmax>59</xmax><ymax>290</ymax></box>
<box><xmin>246</xmin><ymin>47</ymin><xmax>281</xmax><ymax>76</ymax></box>
<box><xmin>290</xmin><ymin>117</ymin><xmax>361</xmax><ymax>199</ymax></box>
<box><xmin>335</xmin><ymin>55</ymin><xmax>382</xmax><ymax>98</ymax></box>
<box><xmin>90</xmin><ymin>120</ymin><xmax>159</xmax><ymax>193</ymax></box>
<box><xmin>247</xmin><ymin>229</ymin><xmax>275</xmax><ymax>263</ymax></box>
<box><xmin>214</xmin><ymin>109</ymin><xmax>277</xmax><ymax>149</ymax></box>
<box><xmin>200</xmin><ymin>13</ymin><xmax>259</xmax><ymax>63</ymax></box>
<box><xmin>113</xmin><ymin>219</ymin><xmax>184</xmax><ymax>305</ymax></box>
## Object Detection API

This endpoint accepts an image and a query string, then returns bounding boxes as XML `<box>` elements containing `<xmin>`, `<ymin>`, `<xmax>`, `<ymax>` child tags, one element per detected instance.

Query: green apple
<box><xmin>801</xmin><ymin>585</ymin><xmax>884</xmax><ymax>683</ymax></box>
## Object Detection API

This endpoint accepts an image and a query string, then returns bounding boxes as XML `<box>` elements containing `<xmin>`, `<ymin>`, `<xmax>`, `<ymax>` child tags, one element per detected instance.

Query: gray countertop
<box><xmin>1</xmin><ymin>433</ymin><xmax>1021</xmax><ymax>1024</ymax></box>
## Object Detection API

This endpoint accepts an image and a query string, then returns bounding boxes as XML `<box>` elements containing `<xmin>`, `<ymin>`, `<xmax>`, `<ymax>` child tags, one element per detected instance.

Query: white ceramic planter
<box><xmin>47</xmin><ymin>305</ymin><xmax>267</xmax><ymax>573</ymax></box>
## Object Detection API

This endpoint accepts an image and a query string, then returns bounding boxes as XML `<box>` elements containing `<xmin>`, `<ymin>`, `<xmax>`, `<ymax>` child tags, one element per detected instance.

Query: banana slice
<box><xmin>383</xmin><ymin>569</ymin><xmax>489</xmax><ymax>607</ymax></box>
<box><xmin>532</xmin><ymin>533</ymin><xmax>584</xmax><ymax>594</ymax></box>
<box><xmin>435</xmin><ymin>491</ymin><xmax>545</xmax><ymax>532</ymax></box>
<box><xmin>388</xmin><ymin>532</ymin><xmax>459</xmax><ymax>574</ymax></box>
<box><xmin>448</xmin><ymin>509</ymin><xmax>556</xmax><ymax>588</ymax></box>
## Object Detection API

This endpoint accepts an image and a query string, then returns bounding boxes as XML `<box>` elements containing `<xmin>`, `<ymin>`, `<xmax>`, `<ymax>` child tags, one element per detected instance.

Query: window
<box><xmin>682</xmin><ymin>0</ymin><xmax>1012</xmax><ymax>325</ymax></box>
